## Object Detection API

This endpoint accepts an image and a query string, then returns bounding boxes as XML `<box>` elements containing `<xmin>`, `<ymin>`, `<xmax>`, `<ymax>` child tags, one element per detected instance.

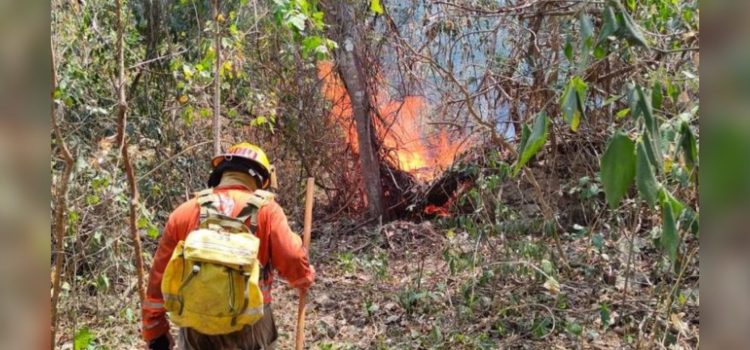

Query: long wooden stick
<box><xmin>296</xmin><ymin>177</ymin><xmax>314</xmax><ymax>350</ymax></box>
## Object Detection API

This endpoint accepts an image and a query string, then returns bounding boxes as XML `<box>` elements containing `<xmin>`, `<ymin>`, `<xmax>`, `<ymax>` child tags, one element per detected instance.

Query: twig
<box><xmin>622</xmin><ymin>201</ymin><xmax>643</xmax><ymax>304</ymax></box>
<box><xmin>127</xmin><ymin>49</ymin><xmax>187</xmax><ymax>70</ymax></box>
<box><xmin>136</xmin><ymin>140</ymin><xmax>215</xmax><ymax>182</ymax></box>
<box><xmin>522</xmin><ymin>167</ymin><xmax>571</xmax><ymax>273</ymax></box>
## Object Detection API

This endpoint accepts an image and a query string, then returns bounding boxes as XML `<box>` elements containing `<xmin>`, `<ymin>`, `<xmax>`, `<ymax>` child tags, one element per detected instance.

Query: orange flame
<box><xmin>318</xmin><ymin>61</ymin><xmax>465</xmax><ymax>181</ymax></box>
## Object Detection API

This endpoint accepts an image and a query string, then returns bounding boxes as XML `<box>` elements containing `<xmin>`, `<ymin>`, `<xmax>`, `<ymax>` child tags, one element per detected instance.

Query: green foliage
<box><xmin>636</xmin><ymin>86</ymin><xmax>660</xmax><ymax>139</ymax></box>
<box><xmin>560</xmin><ymin>77</ymin><xmax>587</xmax><ymax>131</ymax></box>
<box><xmin>679</xmin><ymin>121</ymin><xmax>698</xmax><ymax>171</ymax></box>
<box><xmin>272</xmin><ymin>0</ymin><xmax>336</xmax><ymax>59</ymax></box>
<box><xmin>601</xmin><ymin>132</ymin><xmax>636</xmax><ymax>208</ymax></box>
<box><xmin>660</xmin><ymin>199</ymin><xmax>679</xmax><ymax>264</ymax></box>
<box><xmin>636</xmin><ymin>139</ymin><xmax>660</xmax><ymax>207</ymax></box>
<box><xmin>531</xmin><ymin>317</ymin><xmax>553</xmax><ymax>338</ymax></box>
<box><xmin>597</xmin><ymin>0</ymin><xmax>648</xmax><ymax>48</ymax></box>
<box><xmin>658</xmin><ymin>188</ymin><xmax>685</xmax><ymax>219</ymax></box>
<box><xmin>335</xmin><ymin>252</ymin><xmax>356</xmax><ymax>273</ymax></box>
<box><xmin>360</xmin><ymin>252</ymin><xmax>389</xmax><ymax>280</ymax></box>
<box><xmin>599</xmin><ymin>303</ymin><xmax>611</xmax><ymax>329</ymax></box>
<box><xmin>512</xmin><ymin>112</ymin><xmax>549</xmax><ymax>176</ymax></box>
<box><xmin>74</xmin><ymin>327</ymin><xmax>94</xmax><ymax>350</ymax></box>
<box><xmin>398</xmin><ymin>288</ymin><xmax>430</xmax><ymax>315</ymax></box>
<box><xmin>370</xmin><ymin>0</ymin><xmax>384</xmax><ymax>14</ymax></box>
<box><xmin>568</xmin><ymin>175</ymin><xmax>602</xmax><ymax>200</ymax></box>
<box><xmin>565</xmin><ymin>321</ymin><xmax>583</xmax><ymax>337</ymax></box>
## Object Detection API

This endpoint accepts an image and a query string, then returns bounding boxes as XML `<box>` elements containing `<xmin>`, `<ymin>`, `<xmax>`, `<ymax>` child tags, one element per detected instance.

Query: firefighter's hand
<box><xmin>145</xmin><ymin>332</ymin><xmax>174</xmax><ymax>350</ymax></box>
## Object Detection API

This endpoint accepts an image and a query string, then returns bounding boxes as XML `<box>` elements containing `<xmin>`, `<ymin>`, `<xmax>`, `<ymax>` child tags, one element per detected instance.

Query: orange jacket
<box><xmin>141</xmin><ymin>185</ymin><xmax>314</xmax><ymax>341</ymax></box>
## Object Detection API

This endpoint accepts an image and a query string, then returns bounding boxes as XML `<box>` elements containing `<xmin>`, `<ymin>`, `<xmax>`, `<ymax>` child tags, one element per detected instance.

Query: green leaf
<box><xmin>513</xmin><ymin>112</ymin><xmax>549</xmax><ymax>176</ymax></box>
<box><xmin>137</xmin><ymin>216</ymin><xmax>149</xmax><ymax>229</ymax></box>
<box><xmin>182</xmin><ymin>64</ymin><xmax>194</xmax><ymax>80</ymax></box>
<box><xmin>252</xmin><ymin>116</ymin><xmax>268</xmax><ymax>126</ymax></box>
<box><xmin>560</xmin><ymin>77</ymin><xmax>587</xmax><ymax>131</ymax></box>
<box><xmin>597</xmin><ymin>5</ymin><xmax>619</xmax><ymax>46</ymax></box>
<box><xmin>74</xmin><ymin>327</ymin><xmax>94</xmax><ymax>350</ymax></box>
<box><xmin>626</xmin><ymin>0</ymin><xmax>636</xmax><ymax>11</ymax></box>
<box><xmin>636</xmin><ymin>140</ymin><xmax>660</xmax><ymax>207</ymax></box>
<box><xmin>626</xmin><ymin>82</ymin><xmax>639</xmax><ymax>117</ymax></box>
<box><xmin>616</xmin><ymin>108</ymin><xmax>630</xmax><ymax>120</ymax></box>
<box><xmin>658</xmin><ymin>188</ymin><xmax>685</xmax><ymax>219</ymax></box>
<box><xmin>579</xmin><ymin>13</ymin><xmax>594</xmax><ymax>68</ymax></box>
<box><xmin>598</xmin><ymin>1</ymin><xmax>648</xmax><ymax>48</ymax></box>
<box><xmin>660</xmin><ymin>200</ymin><xmax>679</xmax><ymax>263</ymax></box>
<box><xmin>641</xmin><ymin>126</ymin><xmax>662</xmax><ymax>170</ymax></box>
<box><xmin>312</xmin><ymin>11</ymin><xmax>325</xmax><ymax>23</ymax></box>
<box><xmin>301</xmin><ymin>36</ymin><xmax>322</xmax><ymax>57</ymax></box>
<box><xmin>615</xmin><ymin>0</ymin><xmax>648</xmax><ymax>47</ymax></box>
<box><xmin>652</xmin><ymin>82</ymin><xmax>663</xmax><ymax>110</ymax></box>
<box><xmin>370</xmin><ymin>0</ymin><xmax>384</xmax><ymax>14</ymax></box>
<box><xmin>564</xmin><ymin>40</ymin><xmax>573</xmax><ymax>61</ymax></box>
<box><xmin>85</xmin><ymin>194</ymin><xmax>100</xmax><ymax>206</ymax></box>
<box><xmin>287</xmin><ymin>13</ymin><xmax>306</xmax><ymax>32</ymax></box>
<box><xmin>593</xmin><ymin>45</ymin><xmax>607</xmax><ymax>59</ymax></box>
<box><xmin>566</xmin><ymin>322</ymin><xmax>583</xmax><ymax>336</ymax></box>
<box><xmin>601</xmin><ymin>132</ymin><xmax>636</xmax><ymax>208</ymax></box>
<box><xmin>599</xmin><ymin>303</ymin><xmax>611</xmax><ymax>329</ymax></box>
<box><xmin>679</xmin><ymin>122</ymin><xmax>698</xmax><ymax>171</ymax></box>
<box><xmin>580</xmin><ymin>14</ymin><xmax>595</xmax><ymax>48</ymax></box>
<box><xmin>147</xmin><ymin>225</ymin><xmax>160</xmax><ymax>239</ymax></box>
<box><xmin>636</xmin><ymin>86</ymin><xmax>657</xmax><ymax>135</ymax></box>
<box><xmin>97</xmin><ymin>274</ymin><xmax>110</xmax><ymax>292</ymax></box>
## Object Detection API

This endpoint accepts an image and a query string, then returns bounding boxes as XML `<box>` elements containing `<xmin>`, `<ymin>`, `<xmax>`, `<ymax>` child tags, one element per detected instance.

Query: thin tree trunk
<box><xmin>50</xmin><ymin>39</ymin><xmax>74</xmax><ymax>350</ymax></box>
<box><xmin>212</xmin><ymin>0</ymin><xmax>222</xmax><ymax>155</ymax></box>
<box><xmin>326</xmin><ymin>2</ymin><xmax>384</xmax><ymax>219</ymax></box>
<box><xmin>115</xmin><ymin>0</ymin><xmax>146</xmax><ymax>302</ymax></box>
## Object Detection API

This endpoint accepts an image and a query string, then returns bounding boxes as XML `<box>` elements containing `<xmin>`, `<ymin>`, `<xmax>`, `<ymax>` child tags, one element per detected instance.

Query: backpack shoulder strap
<box><xmin>194</xmin><ymin>189</ymin><xmax>249</xmax><ymax>232</ymax></box>
<box><xmin>236</xmin><ymin>190</ymin><xmax>276</xmax><ymax>229</ymax></box>
<box><xmin>194</xmin><ymin>189</ymin><xmax>220</xmax><ymax>219</ymax></box>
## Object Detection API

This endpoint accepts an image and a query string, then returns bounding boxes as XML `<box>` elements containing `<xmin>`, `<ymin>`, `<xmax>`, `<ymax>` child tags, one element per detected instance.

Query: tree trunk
<box><xmin>326</xmin><ymin>2</ymin><xmax>384</xmax><ymax>219</ymax></box>
<box><xmin>115</xmin><ymin>0</ymin><xmax>147</xmax><ymax>302</ymax></box>
<box><xmin>50</xmin><ymin>39</ymin><xmax>74</xmax><ymax>350</ymax></box>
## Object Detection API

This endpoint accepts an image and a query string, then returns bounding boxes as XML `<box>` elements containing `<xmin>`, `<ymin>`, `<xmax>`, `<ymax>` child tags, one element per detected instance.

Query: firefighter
<box><xmin>142</xmin><ymin>142</ymin><xmax>315</xmax><ymax>350</ymax></box>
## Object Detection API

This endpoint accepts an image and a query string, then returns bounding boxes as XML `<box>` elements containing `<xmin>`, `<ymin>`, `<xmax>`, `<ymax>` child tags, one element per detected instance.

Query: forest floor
<box><xmin>267</xmin><ymin>221</ymin><xmax>699</xmax><ymax>349</ymax></box>
<box><xmin>59</xmin><ymin>218</ymin><xmax>699</xmax><ymax>349</ymax></box>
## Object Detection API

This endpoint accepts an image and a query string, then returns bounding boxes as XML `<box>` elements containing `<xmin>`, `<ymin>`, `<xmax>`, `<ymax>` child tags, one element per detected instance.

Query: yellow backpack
<box><xmin>161</xmin><ymin>189</ymin><xmax>273</xmax><ymax>335</ymax></box>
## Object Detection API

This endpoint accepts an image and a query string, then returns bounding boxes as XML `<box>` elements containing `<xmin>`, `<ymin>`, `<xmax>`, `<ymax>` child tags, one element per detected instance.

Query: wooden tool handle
<box><xmin>302</xmin><ymin>177</ymin><xmax>314</xmax><ymax>248</ymax></box>
<box><xmin>296</xmin><ymin>177</ymin><xmax>314</xmax><ymax>350</ymax></box>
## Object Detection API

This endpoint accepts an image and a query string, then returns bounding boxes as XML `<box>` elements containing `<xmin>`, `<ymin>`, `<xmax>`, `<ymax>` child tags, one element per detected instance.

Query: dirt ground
<box><xmin>58</xmin><ymin>219</ymin><xmax>698</xmax><ymax>349</ymax></box>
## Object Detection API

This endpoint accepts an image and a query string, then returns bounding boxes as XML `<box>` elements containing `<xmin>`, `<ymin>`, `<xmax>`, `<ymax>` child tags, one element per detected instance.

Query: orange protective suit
<box><xmin>141</xmin><ymin>184</ymin><xmax>314</xmax><ymax>341</ymax></box>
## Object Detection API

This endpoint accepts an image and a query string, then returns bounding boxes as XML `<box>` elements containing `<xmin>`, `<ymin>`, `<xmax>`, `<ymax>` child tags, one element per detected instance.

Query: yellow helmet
<box><xmin>212</xmin><ymin>142</ymin><xmax>273</xmax><ymax>189</ymax></box>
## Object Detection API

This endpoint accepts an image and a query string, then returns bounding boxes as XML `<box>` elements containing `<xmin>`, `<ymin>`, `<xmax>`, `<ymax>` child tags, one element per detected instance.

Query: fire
<box><xmin>423</xmin><ymin>180</ymin><xmax>473</xmax><ymax>218</ymax></box>
<box><xmin>318</xmin><ymin>61</ymin><xmax>465</xmax><ymax>181</ymax></box>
